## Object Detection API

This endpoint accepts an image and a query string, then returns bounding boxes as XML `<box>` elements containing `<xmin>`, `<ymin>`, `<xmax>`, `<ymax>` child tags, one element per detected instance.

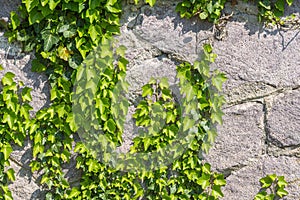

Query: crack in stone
<box><xmin>224</xmin><ymin>86</ymin><xmax>297</xmax><ymax>108</ymax></box>
<box><xmin>217</xmin><ymin>164</ymin><xmax>247</xmax><ymax>178</ymax></box>
<box><xmin>262</xmin><ymin>100</ymin><xmax>269</xmax><ymax>155</ymax></box>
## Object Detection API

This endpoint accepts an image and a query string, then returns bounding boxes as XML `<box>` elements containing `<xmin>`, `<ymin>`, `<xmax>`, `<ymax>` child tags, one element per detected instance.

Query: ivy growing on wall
<box><xmin>0</xmin><ymin>0</ymin><xmax>293</xmax><ymax>199</ymax></box>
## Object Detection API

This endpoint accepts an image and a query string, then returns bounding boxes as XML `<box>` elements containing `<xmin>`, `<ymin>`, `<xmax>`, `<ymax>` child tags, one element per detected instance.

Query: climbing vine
<box><xmin>0</xmin><ymin>0</ymin><xmax>293</xmax><ymax>199</ymax></box>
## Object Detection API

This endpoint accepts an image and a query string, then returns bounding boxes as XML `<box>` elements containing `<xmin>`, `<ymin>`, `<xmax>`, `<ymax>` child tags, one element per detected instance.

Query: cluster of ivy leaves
<box><xmin>255</xmin><ymin>174</ymin><xmax>289</xmax><ymax>200</ymax></box>
<box><xmin>0</xmin><ymin>65</ymin><xmax>33</xmax><ymax>199</ymax></box>
<box><xmin>256</xmin><ymin>0</ymin><xmax>294</xmax><ymax>24</ymax></box>
<box><xmin>0</xmin><ymin>0</ymin><xmax>291</xmax><ymax>199</ymax></box>
<box><xmin>3</xmin><ymin>0</ymin><xmax>228</xmax><ymax>199</ymax></box>
<box><xmin>176</xmin><ymin>0</ymin><xmax>295</xmax><ymax>24</ymax></box>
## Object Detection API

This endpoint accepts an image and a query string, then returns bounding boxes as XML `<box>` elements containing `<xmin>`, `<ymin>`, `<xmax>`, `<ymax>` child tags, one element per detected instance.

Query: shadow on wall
<box><xmin>120</xmin><ymin>0</ymin><xmax>300</xmax><ymax>52</ymax></box>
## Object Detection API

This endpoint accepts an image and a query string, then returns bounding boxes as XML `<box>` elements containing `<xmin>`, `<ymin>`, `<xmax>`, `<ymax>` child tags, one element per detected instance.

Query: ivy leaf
<box><xmin>142</xmin><ymin>84</ymin><xmax>153</xmax><ymax>97</ymax></box>
<box><xmin>68</xmin><ymin>187</ymin><xmax>81</xmax><ymax>198</ymax></box>
<box><xmin>211</xmin><ymin>185</ymin><xmax>224</xmax><ymax>198</ymax></box>
<box><xmin>104</xmin><ymin>119</ymin><xmax>116</xmax><ymax>133</ymax></box>
<box><xmin>212</xmin><ymin>72</ymin><xmax>227</xmax><ymax>91</ymax></box>
<box><xmin>211</xmin><ymin>108</ymin><xmax>224</xmax><ymax>125</ymax></box>
<box><xmin>2</xmin><ymin>72</ymin><xmax>15</xmax><ymax>86</ymax></box>
<box><xmin>10</xmin><ymin>12</ymin><xmax>20</xmax><ymax>30</ymax></box>
<box><xmin>88</xmin><ymin>24</ymin><xmax>101</xmax><ymax>42</ymax></box>
<box><xmin>6</xmin><ymin>168</ymin><xmax>15</xmax><ymax>181</ymax></box>
<box><xmin>275</xmin><ymin>0</ymin><xmax>285</xmax><ymax>11</ymax></box>
<box><xmin>145</xmin><ymin>0</ymin><xmax>156</xmax><ymax>7</ymax></box>
<box><xmin>31</xmin><ymin>59</ymin><xmax>46</xmax><ymax>72</ymax></box>
<box><xmin>2</xmin><ymin>143</ymin><xmax>13</xmax><ymax>160</ymax></box>
<box><xmin>199</xmin><ymin>12</ymin><xmax>208</xmax><ymax>20</ymax></box>
<box><xmin>260</xmin><ymin>176</ymin><xmax>273</xmax><ymax>188</ymax></box>
<box><xmin>276</xmin><ymin>187</ymin><xmax>288</xmax><ymax>197</ymax></box>
<box><xmin>182</xmin><ymin>117</ymin><xmax>195</xmax><ymax>132</ymax></box>
<box><xmin>28</xmin><ymin>8</ymin><xmax>44</xmax><ymax>25</ymax></box>
<box><xmin>57</xmin><ymin>46</ymin><xmax>71</xmax><ymax>61</ymax></box>
<box><xmin>42</xmin><ymin>30</ymin><xmax>59</xmax><ymax>51</ymax></box>
<box><xmin>21</xmin><ymin>87</ymin><xmax>32</xmax><ymax>102</ymax></box>
<box><xmin>41</xmin><ymin>0</ymin><xmax>49</xmax><ymax>7</ymax></box>
<box><xmin>286</xmin><ymin>0</ymin><xmax>294</xmax><ymax>6</ymax></box>
<box><xmin>49</xmin><ymin>0</ymin><xmax>61</xmax><ymax>10</ymax></box>
<box><xmin>159</xmin><ymin>77</ymin><xmax>169</xmax><ymax>89</ymax></box>
<box><xmin>24</xmin><ymin>0</ymin><xmax>39</xmax><ymax>12</ymax></box>
<box><xmin>277</xmin><ymin>176</ymin><xmax>288</xmax><ymax>187</ymax></box>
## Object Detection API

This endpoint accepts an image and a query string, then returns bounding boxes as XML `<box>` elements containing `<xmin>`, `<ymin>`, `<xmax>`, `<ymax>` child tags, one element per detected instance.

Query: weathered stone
<box><xmin>214</xmin><ymin>18</ymin><xmax>300</xmax><ymax>102</ymax></box>
<box><xmin>8</xmin><ymin>160</ymin><xmax>45</xmax><ymax>200</ymax></box>
<box><xmin>1</xmin><ymin>0</ymin><xmax>300</xmax><ymax>199</ymax></box>
<box><xmin>121</xmin><ymin>1</ymin><xmax>213</xmax><ymax>63</ymax></box>
<box><xmin>267</xmin><ymin>89</ymin><xmax>300</xmax><ymax>147</ymax></box>
<box><xmin>204</xmin><ymin>102</ymin><xmax>265</xmax><ymax>170</ymax></box>
<box><xmin>222</xmin><ymin>155</ymin><xmax>300</xmax><ymax>200</ymax></box>
<box><xmin>0</xmin><ymin>35</ymin><xmax>50</xmax><ymax>113</ymax></box>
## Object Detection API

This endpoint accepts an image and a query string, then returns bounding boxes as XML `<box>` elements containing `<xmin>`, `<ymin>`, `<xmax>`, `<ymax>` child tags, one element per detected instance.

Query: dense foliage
<box><xmin>0</xmin><ymin>0</ymin><xmax>293</xmax><ymax>199</ymax></box>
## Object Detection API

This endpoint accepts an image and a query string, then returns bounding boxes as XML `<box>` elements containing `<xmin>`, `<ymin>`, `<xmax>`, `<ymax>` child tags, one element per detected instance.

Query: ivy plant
<box><xmin>2</xmin><ymin>0</ymin><xmax>294</xmax><ymax>199</ymax></box>
<box><xmin>0</xmin><ymin>65</ymin><xmax>33</xmax><ymax>200</ymax></box>
<box><xmin>254</xmin><ymin>174</ymin><xmax>289</xmax><ymax>200</ymax></box>
<box><xmin>176</xmin><ymin>0</ymin><xmax>227</xmax><ymax>22</ymax></box>
<box><xmin>256</xmin><ymin>0</ymin><xmax>294</xmax><ymax>24</ymax></box>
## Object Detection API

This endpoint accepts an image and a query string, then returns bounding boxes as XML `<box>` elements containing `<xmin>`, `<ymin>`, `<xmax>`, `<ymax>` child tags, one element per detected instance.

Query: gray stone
<box><xmin>267</xmin><ymin>89</ymin><xmax>300</xmax><ymax>147</ymax></box>
<box><xmin>204</xmin><ymin>102</ymin><xmax>265</xmax><ymax>171</ymax></box>
<box><xmin>214</xmin><ymin>19</ymin><xmax>300</xmax><ymax>103</ymax></box>
<box><xmin>222</xmin><ymin>155</ymin><xmax>300</xmax><ymax>200</ymax></box>
<box><xmin>0</xmin><ymin>35</ymin><xmax>50</xmax><ymax>114</ymax></box>
<box><xmin>121</xmin><ymin>0</ymin><xmax>213</xmax><ymax>63</ymax></box>
<box><xmin>1</xmin><ymin>0</ymin><xmax>300</xmax><ymax>199</ymax></box>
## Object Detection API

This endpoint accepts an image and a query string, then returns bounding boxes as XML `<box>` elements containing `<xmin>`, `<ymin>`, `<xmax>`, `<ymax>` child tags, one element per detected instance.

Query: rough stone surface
<box><xmin>223</xmin><ymin>156</ymin><xmax>300</xmax><ymax>200</ymax></box>
<box><xmin>0</xmin><ymin>0</ymin><xmax>300</xmax><ymax>199</ymax></box>
<box><xmin>204</xmin><ymin>102</ymin><xmax>265</xmax><ymax>171</ymax></box>
<box><xmin>267</xmin><ymin>89</ymin><xmax>300</xmax><ymax>147</ymax></box>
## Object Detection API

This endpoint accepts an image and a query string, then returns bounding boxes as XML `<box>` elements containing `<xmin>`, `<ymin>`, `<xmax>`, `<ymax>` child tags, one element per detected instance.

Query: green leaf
<box><xmin>2</xmin><ymin>143</ymin><xmax>13</xmax><ymax>160</ymax></box>
<box><xmin>211</xmin><ymin>185</ymin><xmax>224</xmax><ymax>198</ymax></box>
<box><xmin>199</xmin><ymin>12</ymin><xmax>208</xmax><ymax>20</ymax></box>
<box><xmin>0</xmin><ymin>64</ymin><xmax>3</xmax><ymax>71</ymax></box>
<box><xmin>31</xmin><ymin>59</ymin><xmax>46</xmax><ymax>72</ymax></box>
<box><xmin>57</xmin><ymin>46</ymin><xmax>71</xmax><ymax>61</ymax></box>
<box><xmin>259</xmin><ymin>1</ymin><xmax>271</xmax><ymax>10</ymax></box>
<box><xmin>49</xmin><ymin>0</ymin><xmax>61</xmax><ymax>10</ymax></box>
<box><xmin>276</xmin><ymin>187</ymin><xmax>288</xmax><ymax>197</ymax></box>
<box><xmin>2</xmin><ymin>72</ymin><xmax>15</xmax><ymax>86</ymax></box>
<box><xmin>10</xmin><ymin>12</ymin><xmax>20</xmax><ymax>30</ymax></box>
<box><xmin>212</xmin><ymin>72</ymin><xmax>227</xmax><ymax>91</ymax></box>
<box><xmin>145</xmin><ymin>0</ymin><xmax>156</xmax><ymax>7</ymax></box>
<box><xmin>68</xmin><ymin>187</ymin><xmax>81</xmax><ymax>198</ymax></box>
<box><xmin>260</xmin><ymin>176</ymin><xmax>273</xmax><ymax>188</ymax></box>
<box><xmin>42</xmin><ymin>31</ymin><xmax>59</xmax><ymax>51</ymax></box>
<box><xmin>6</xmin><ymin>168</ymin><xmax>15</xmax><ymax>181</ymax></box>
<box><xmin>213</xmin><ymin>174</ymin><xmax>226</xmax><ymax>186</ymax></box>
<box><xmin>89</xmin><ymin>0</ymin><xmax>102</xmax><ymax>9</ymax></box>
<box><xmin>24</xmin><ymin>0</ymin><xmax>39</xmax><ymax>12</ymax></box>
<box><xmin>142</xmin><ymin>84</ymin><xmax>153</xmax><ymax>97</ymax></box>
<box><xmin>159</xmin><ymin>77</ymin><xmax>169</xmax><ymax>89</ymax></box>
<box><xmin>41</xmin><ymin>0</ymin><xmax>49</xmax><ymax>6</ymax></box>
<box><xmin>275</xmin><ymin>0</ymin><xmax>285</xmax><ymax>12</ymax></box>
<box><xmin>286</xmin><ymin>0</ymin><xmax>294</xmax><ymax>6</ymax></box>
<box><xmin>28</xmin><ymin>8</ymin><xmax>44</xmax><ymax>25</ymax></box>
<box><xmin>277</xmin><ymin>176</ymin><xmax>288</xmax><ymax>187</ymax></box>
<box><xmin>104</xmin><ymin>119</ymin><xmax>116</xmax><ymax>133</ymax></box>
<box><xmin>88</xmin><ymin>24</ymin><xmax>101</xmax><ymax>42</ymax></box>
<box><xmin>21</xmin><ymin>87</ymin><xmax>32</xmax><ymax>102</ymax></box>
<box><xmin>182</xmin><ymin>117</ymin><xmax>195</xmax><ymax>132</ymax></box>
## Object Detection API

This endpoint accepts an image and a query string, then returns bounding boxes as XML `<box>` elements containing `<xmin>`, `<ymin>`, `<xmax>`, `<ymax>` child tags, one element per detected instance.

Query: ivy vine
<box><xmin>0</xmin><ymin>0</ymin><xmax>292</xmax><ymax>199</ymax></box>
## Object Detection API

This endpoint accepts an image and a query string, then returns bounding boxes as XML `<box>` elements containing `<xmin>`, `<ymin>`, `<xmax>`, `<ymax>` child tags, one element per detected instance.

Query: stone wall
<box><xmin>0</xmin><ymin>0</ymin><xmax>299</xmax><ymax>199</ymax></box>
